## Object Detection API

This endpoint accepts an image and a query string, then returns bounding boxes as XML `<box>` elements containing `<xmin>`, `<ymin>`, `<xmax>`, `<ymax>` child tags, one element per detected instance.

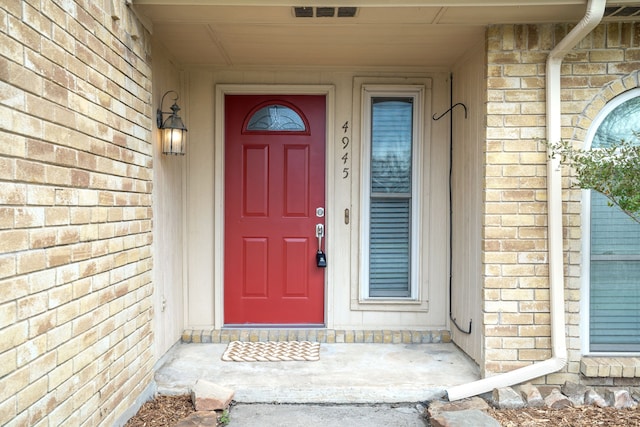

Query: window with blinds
<box><xmin>364</xmin><ymin>94</ymin><xmax>418</xmax><ymax>298</ymax></box>
<box><xmin>589</xmin><ymin>92</ymin><xmax>640</xmax><ymax>352</ymax></box>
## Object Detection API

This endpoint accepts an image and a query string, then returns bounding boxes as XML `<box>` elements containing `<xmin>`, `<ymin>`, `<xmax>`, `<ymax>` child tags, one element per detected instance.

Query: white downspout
<box><xmin>446</xmin><ymin>0</ymin><xmax>605</xmax><ymax>401</ymax></box>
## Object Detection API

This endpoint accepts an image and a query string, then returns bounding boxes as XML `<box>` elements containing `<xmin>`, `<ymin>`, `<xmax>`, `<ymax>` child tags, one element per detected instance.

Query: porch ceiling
<box><xmin>132</xmin><ymin>1</ymin><xmax>631</xmax><ymax>68</ymax></box>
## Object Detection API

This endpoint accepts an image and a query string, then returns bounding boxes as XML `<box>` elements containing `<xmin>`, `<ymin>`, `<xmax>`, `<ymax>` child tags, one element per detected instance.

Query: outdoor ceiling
<box><xmin>132</xmin><ymin>1</ymin><xmax>638</xmax><ymax>69</ymax></box>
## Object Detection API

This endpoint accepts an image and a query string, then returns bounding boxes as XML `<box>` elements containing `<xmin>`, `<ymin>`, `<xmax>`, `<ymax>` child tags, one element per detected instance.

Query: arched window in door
<box><xmin>586</xmin><ymin>88</ymin><xmax>640</xmax><ymax>353</ymax></box>
<box><xmin>245</xmin><ymin>104</ymin><xmax>307</xmax><ymax>132</ymax></box>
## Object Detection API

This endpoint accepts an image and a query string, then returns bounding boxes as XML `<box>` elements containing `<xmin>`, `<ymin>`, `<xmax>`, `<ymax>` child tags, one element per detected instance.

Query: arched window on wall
<box><xmin>583</xmin><ymin>88</ymin><xmax>640</xmax><ymax>353</ymax></box>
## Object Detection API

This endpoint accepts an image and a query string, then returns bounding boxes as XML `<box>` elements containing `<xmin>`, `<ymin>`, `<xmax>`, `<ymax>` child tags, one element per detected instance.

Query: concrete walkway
<box><xmin>155</xmin><ymin>342</ymin><xmax>480</xmax><ymax>404</ymax></box>
<box><xmin>227</xmin><ymin>403</ymin><xmax>429</xmax><ymax>426</ymax></box>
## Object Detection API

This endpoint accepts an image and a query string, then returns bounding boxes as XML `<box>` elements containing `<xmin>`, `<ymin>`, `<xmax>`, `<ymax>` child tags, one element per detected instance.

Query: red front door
<box><xmin>224</xmin><ymin>95</ymin><xmax>326</xmax><ymax>324</ymax></box>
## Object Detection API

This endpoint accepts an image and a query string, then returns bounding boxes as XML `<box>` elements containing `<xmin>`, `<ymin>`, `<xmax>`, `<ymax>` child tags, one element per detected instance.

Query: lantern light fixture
<box><xmin>157</xmin><ymin>90</ymin><xmax>187</xmax><ymax>155</ymax></box>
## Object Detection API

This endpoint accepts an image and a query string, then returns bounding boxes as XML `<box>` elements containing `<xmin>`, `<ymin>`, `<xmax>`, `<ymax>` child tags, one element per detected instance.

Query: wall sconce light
<box><xmin>157</xmin><ymin>90</ymin><xmax>188</xmax><ymax>155</ymax></box>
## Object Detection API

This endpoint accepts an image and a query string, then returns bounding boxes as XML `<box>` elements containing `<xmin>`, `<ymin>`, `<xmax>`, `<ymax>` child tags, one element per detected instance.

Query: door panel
<box><xmin>284</xmin><ymin>145</ymin><xmax>309</xmax><ymax>216</ymax></box>
<box><xmin>224</xmin><ymin>95</ymin><xmax>326</xmax><ymax>324</ymax></box>
<box><xmin>243</xmin><ymin>145</ymin><xmax>269</xmax><ymax>216</ymax></box>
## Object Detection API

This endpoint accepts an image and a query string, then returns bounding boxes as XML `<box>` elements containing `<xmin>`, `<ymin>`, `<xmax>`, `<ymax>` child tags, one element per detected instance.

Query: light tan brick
<box><xmin>590</xmin><ymin>49</ymin><xmax>624</xmax><ymax>62</ymax></box>
<box><xmin>487</xmin><ymin>76</ymin><xmax>521</xmax><ymax>89</ymax></box>
<box><xmin>17</xmin><ymin>251</ymin><xmax>46</xmax><ymax>275</ymax></box>
<box><xmin>520</xmin><ymin>102</ymin><xmax>545</xmax><ymax>114</ymax></box>
<box><xmin>49</xmin><ymin>283</ymin><xmax>73</xmax><ymax>309</ymax></box>
<box><xmin>27</xmin><ymin>185</ymin><xmax>55</xmax><ymax>207</ymax></box>
<box><xmin>504</xmin><ymin>115</ymin><xmax>539</xmax><ymax>127</ymax></box>
<box><xmin>484</xmin><ymin>227</ymin><xmax>517</xmax><ymax>239</ymax></box>
<box><xmin>0</xmin><ymin>321</ymin><xmax>28</xmax><ymax>353</ymax></box>
<box><xmin>519</xmin><ymin>324</ymin><xmax>551</xmax><ymax>337</ymax></box>
<box><xmin>609</xmin><ymin>360</ymin><xmax>624</xmax><ymax>377</ymax></box>
<box><xmin>503</xmin><ymin>337</ymin><xmax>535</xmax><ymax>349</ymax></box>
<box><xmin>487</xmin><ymin>127</ymin><xmax>521</xmax><ymax>139</ymax></box>
<box><xmin>502</xmin><ymin>313</ymin><xmax>534</xmax><ymax>325</ymax></box>
<box><xmin>14</xmin><ymin>208</ymin><xmax>45</xmax><ymax>229</ymax></box>
<box><xmin>521</xmin><ymin>77</ymin><xmax>544</xmax><ymax>88</ymax></box>
<box><xmin>0</xmin><ymin>367</ymin><xmax>29</xmax><ymax>410</ymax></box>
<box><xmin>487</xmin><ymin>102</ymin><xmax>521</xmax><ymax>115</ymax></box>
<box><xmin>27</xmin><ymin>269</ymin><xmax>56</xmax><ymax>295</ymax></box>
<box><xmin>45</xmin><ymin>164</ymin><xmax>72</xmax><ymax>186</ymax></box>
<box><xmin>502</xmin><ymin>215</ymin><xmax>535</xmax><ymax>227</ymax></box>
<box><xmin>501</xmin><ymin>289</ymin><xmax>534</xmax><ymax>300</ymax></box>
<box><xmin>44</xmin><ymin>207</ymin><xmax>69</xmax><ymax>226</ymax></box>
<box><xmin>0</xmin><ymin>230</ymin><xmax>29</xmax><ymax>252</ymax></box>
<box><xmin>17</xmin><ymin>292</ymin><xmax>48</xmax><ymax>320</ymax></box>
<box><xmin>0</xmin><ymin>207</ymin><xmax>14</xmax><ymax>229</ymax></box>
<box><xmin>46</xmin><ymin>322</ymin><xmax>72</xmax><ymax>352</ymax></box>
<box><xmin>519</xmin><ymin>300</ymin><xmax>550</xmax><ymax>312</ymax></box>
<box><xmin>502</xmin><ymin>264</ymin><xmax>535</xmax><ymax>276</ymax></box>
<box><xmin>16</xmin><ymin>376</ymin><xmax>48</xmax><ymax>413</ymax></box>
<box><xmin>485</xmin><ymin>361</ymin><xmax>531</xmax><ymax>375</ymax></box>
<box><xmin>502</xmin><ymin>240</ymin><xmax>536</xmax><ymax>252</ymax></box>
<box><xmin>485</xmin><ymin>277</ymin><xmax>518</xmax><ymax>289</ymax></box>
<box><xmin>617</xmin><ymin>358</ymin><xmax>638</xmax><ymax>378</ymax></box>
<box><xmin>0</xmin><ymin>300</ymin><xmax>16</xmax><ymax>330</ymax></box>
<box><xmin>518</xmin><ymin>277</ymin><xmax>548</xmax><ymax>291</ymax></box>
<box><xmin>0</xmin><ymin>346</ymin><xmax>17</xmax><ymax>381</ymax></box>
<box><xmin>28</xmin><ymin>310</ymin><xmax>56</xmax><ymax>339</ymax></box>
<box><xmin>485</xmin><ymin>325</ymin><xmax>518</xmax><ymax>337</ymax></box>
<box><xmin>486</xmin><ymin>349</ymin><xmax>518</xmax><ymax>361</ymax></box>
<box><xmin>57</xmin><ymin>227</ymin><xmax>80</xmax><ymax>245</ymax></box>
<box><xmin>16</xmin><ymin>335</ymin><xmax>48</xmax><ymax>368</ymax></box>
<box><xmin>0</xmin><ymin>251</ymin><xmax>18</xmax><ymax>277</ymax></box>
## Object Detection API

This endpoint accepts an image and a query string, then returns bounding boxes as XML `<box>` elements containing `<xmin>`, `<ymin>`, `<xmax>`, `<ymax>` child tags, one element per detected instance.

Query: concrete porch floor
<box><xmin>154</xmin><ymin>342</ymin><xmax>480</xmax><ymax>404</ymax></box>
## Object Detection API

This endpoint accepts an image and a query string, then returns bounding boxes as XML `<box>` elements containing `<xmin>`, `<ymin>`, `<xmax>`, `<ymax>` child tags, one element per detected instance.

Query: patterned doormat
<box><xmin>221</xmin><ymin>341</ymin><xmax>321</xmax><ymax>362</ymax></box>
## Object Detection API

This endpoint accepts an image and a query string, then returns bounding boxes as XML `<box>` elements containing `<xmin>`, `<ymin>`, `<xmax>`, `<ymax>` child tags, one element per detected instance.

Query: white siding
<box><xmin>151</xmin><ymin>42</ymin><xmax>187</xmax><ymax>358</ymax></box>
<box><xmin>185</xmin><ymin>69</ymin><xmax>453</xmax><ymax>331</ymax></box>
<box><xmin>450</xmin><ymin>42</ymin><xmax>485</xmax><ymax>364</ymax></box>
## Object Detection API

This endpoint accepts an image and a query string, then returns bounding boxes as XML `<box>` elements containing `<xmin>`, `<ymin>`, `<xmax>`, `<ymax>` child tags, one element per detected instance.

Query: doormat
<box><xmin>221</xmin><ymin>341</ymin><xmax>320</xmax><ymax>362</ymax></box>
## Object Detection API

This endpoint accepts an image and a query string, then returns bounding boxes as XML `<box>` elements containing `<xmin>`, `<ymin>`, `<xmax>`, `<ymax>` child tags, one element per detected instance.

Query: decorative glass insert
<box><xmin>592</xmin><ymin>95</ymin><xmax>640</xmax><ymax>148</ymax></box>
<box><xmin>246</xmin><ymin>104</ymin><xmax>306</xmax><ymax>131</ymax></box>
<box><xmin>589</xmin><ymin>93</ymin><xmax>640</xmax><ymax>352</ymax></box>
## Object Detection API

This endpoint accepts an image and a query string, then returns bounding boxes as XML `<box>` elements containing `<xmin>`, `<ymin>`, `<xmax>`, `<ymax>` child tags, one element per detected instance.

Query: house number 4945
<box><xmin>341</xmin><ymin>121</ymin><xmax>350</xmax><ymax>179</ymax></box>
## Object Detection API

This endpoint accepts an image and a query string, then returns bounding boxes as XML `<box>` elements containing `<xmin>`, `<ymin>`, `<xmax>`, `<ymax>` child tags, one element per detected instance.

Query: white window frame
<box><xmin>581</xmin><ymin>87</ymin><xmax>640</xmax><ymax>356</ymax></box>
<box><xmin>360</xmin><ymin>85</ymin><xmax>424</xmax><ymax>301</ymax></box>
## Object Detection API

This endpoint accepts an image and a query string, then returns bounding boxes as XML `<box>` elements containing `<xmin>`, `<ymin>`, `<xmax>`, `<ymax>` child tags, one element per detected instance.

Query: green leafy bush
<box><xmin>547</xmin><ymin>134</ymin><xmax>640</xmax><ymax>224</ymax></box>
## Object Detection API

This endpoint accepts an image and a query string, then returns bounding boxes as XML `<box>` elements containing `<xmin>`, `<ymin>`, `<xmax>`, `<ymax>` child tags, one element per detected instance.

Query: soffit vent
<box><xmin>316</xmin><ymin>7</ymin><xmax>336</xmax><ymax>17</ymax></box>
<box><xmin>293</xmin><ymin>7</ymin><xmax>358</xmax><ymax>18</ymax></box>
<box><xmin>604</xmin><ymin>6</ymin><xmax>640</xmax><ymax>19</ymax></box>
<box><xmin>337</xmin><ymin>7</ymin><xmax>358</xmax><ymax>17</ymax></box>
<box><xmin>294</xmin><ymin>7</ymin><xmax>314</xmax><ymax>17</ymax></box>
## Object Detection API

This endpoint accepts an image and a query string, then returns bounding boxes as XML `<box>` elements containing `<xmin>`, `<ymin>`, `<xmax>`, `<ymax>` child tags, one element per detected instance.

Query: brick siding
<box><xmin>182</xmin><ymin>329</ymin><xmax>452</xmax><ymax>344</ymax></box>
<box><xmin>0</xmin><ymin>1</ymin><xmax>154</xmax><ymax>425</ymax></box>
<box><xmin>484</xmin><ymin>22</ymin><xmax>640</xmax><ymax>384</ymax></box>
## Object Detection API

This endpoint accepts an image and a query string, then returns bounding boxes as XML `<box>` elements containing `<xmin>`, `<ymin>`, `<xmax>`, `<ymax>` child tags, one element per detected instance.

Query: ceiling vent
<box><xmin>604</xmin><ymin>6</ymin><xmax>640</xmax><ymax>18</ymax></box>
<box><xmin>337</xmin><ymin>7</ymin><xmax>358</xmax><ymax>17</ymax></box>
<box><xmin>293</xmin><ymin>7</ymin><xmax>358</xmax><ymax>18</ymax></box>
<box><xmin>316</xmin><ymin>7</ymin><xmax>335</xmax><ymax>17</ymax></box>
<box><xmin>294</xmin><ymin>7</ymin><xmax>313</xmax><ymax>17</ymax></box>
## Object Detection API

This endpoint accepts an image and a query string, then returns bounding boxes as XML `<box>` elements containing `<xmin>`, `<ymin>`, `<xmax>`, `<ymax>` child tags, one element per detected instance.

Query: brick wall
<box><xmin>0</xmin><ymin>1</ymin><xmax>154</xmax><ymax>425</ymax></box>
<box><xmin>484</xmin><ymin>22</ymin><xmax>640</xmax><ymax>384</ymax></box>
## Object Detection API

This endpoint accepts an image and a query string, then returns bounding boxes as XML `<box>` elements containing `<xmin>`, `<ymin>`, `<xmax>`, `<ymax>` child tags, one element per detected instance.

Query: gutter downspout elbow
<box><xmin>446</xmin><ymin>0</ymin><xmax>605</xmax><ymax>402</ymax></box>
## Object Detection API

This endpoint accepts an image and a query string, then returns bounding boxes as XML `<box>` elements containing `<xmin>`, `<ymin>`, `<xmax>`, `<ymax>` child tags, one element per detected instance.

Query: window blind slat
<box><xmin>369</xmin><ymin>198</ymin><xmax>410</xmax><ymax>297</ymax></box>
<box><xmin>590</xmin><ymin>254</ymin><xmax>640</xmax><ymax>351</ymax></box>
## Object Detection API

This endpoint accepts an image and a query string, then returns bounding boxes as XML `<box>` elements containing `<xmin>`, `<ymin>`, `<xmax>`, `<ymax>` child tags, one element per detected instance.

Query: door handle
<box><xmin>316</xmin><ymin>223</ymin><xmax>324</xmax><ymax>243</ymax></box>
<box><xmin>315</xmin><ymin>223</ymin><xmax>327</xmax><ymax>268</ymax></box>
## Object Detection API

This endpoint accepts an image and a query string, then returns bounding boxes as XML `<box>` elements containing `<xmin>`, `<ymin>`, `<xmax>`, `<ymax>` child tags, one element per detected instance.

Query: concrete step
<box><xmin>154</xmin><ymin>342</ymin><xmax>480</xmax><ymax>404</ymax></box>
